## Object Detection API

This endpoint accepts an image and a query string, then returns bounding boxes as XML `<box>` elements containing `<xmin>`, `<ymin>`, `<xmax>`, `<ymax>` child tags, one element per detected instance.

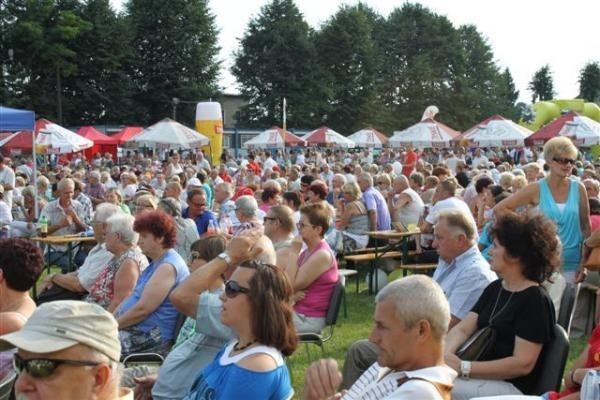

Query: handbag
<box><xmin>455</xmin><ymin>326</ymin><xmax>496</xmax><ymax>361</ymax></box>
<box><xmin>583</xmin><ymin>246</ymin><xmax>600</xmax><ymax>271</ymax></box>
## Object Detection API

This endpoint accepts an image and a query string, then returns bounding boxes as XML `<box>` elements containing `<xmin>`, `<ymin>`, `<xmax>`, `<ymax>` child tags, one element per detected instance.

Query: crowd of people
<box><xmin>0</xmin><ymin>138</ymin><xmax>599</xmax><ymax>399</ymax></box>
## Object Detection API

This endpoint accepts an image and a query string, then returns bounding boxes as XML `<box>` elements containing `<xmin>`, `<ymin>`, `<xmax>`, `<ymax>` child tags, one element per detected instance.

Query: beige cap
<box><xmin>0</xmin><ymin>300</ymin><xmax>121</xmax><ymax>362</ymax></box>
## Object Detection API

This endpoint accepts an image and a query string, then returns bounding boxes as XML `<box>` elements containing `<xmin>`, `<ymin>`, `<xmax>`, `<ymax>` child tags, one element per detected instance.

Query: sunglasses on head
<box><xmin>553</xmin><ymin>157</ymin><xmax>576</xmax><ymax>166</ymax></box>
<box><xmin>13</xmin><ymin>354</ymin><xmax>101</xmax><ymax>379</ymax></box>
<box><xmin>224</xmin><ymin>280</ymin><xmax>250</xmax><ymax>298</ymax></box>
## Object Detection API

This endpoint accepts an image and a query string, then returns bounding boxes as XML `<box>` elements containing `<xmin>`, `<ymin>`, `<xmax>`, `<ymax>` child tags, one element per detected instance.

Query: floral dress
<box><xmin>86</xmin><ymin>247</ymin><xmax>148</xmax><ymax>309</ymax></box>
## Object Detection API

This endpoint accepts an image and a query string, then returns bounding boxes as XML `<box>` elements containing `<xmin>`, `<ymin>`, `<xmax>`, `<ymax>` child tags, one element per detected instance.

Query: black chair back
<box><xmin>527</xmin><ymin>324</ymin><xmax>570</xmax><ymax>395</ymax></box>
<box><xmin>325</xmin><ymin>280</ymin><xmax>344</xmax><ymax>326</ymax></box>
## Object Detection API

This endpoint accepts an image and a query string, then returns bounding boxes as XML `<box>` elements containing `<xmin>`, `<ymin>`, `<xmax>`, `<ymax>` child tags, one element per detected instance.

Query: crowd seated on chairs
<box><xmin>5</xmin><ymin>144</ymin><xmax>600</xmax><ymax>399</ymax></box>
<box><xmin>85</xmin><ymin>212</ymin><xmax>148</xmax><ymax>312</ymax></box>
<box><xmin>286</xmin><ymin>202</ymin><xmax>339</xmax><ymax>334</ymax></box>
<box><xmin>446</xmin><ymin>213</ymin><xmax>558</xmax><ymax>399</ymax></box>
<box><xmin>114</xmin><ymin>210</ymin><xmax>189</xmax><ymax>357</ymax></box>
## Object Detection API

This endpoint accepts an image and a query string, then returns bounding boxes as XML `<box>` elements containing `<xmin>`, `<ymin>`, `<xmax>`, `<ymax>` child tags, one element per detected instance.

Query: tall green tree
<box><xmin>313</xmin><ymin>4</ymin><xmax>383</xmax><ymax>134</ymax></box>
<box><xmin>376</xmin><ymin>3</ymin><xmax>465</xmax><ymax>131</ymax></box>
<box><xmin>3</xmin><ymin>0</ymin><xmax>91</xmax><ymax>123</ymax></box>
<box><xmin>60</xmin><ymin>0</ymin><xmax>136</xmax><ymax>125</ymax></box>
<box><xmin>452</xmin><ymin>26</ymin><xmax>519</xmax><ymax>126</ymax></box>
<box><xmin>232</xmin><ymin>0</ymin><xmax>329</xmax><ymax>128</ymax></box>
<box><xmin>578</xmin><ymin>61</ymin><xmax>600</xmax><ymax>102</ymax></box>
<box><xmin>528</xmin><ymin>65</ymin><xmax>555</xmax><ymax>103</ymax></box>
<box><xmin>127</xmin><ymin>0</ymin><xmax>220</xmax><ymax>125</ymax></box>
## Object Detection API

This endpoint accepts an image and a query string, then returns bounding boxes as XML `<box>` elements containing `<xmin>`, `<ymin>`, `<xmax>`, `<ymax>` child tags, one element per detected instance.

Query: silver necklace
<box><xmin>489</xmin><ymin>283</ymin><xmax>515</xmax><ymax>325</ymax></box>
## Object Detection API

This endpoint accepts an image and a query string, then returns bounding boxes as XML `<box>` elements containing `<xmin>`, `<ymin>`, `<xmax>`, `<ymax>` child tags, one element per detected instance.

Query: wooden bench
<box><xmin>395</xmin><ymin>263</ymin><xmax>437</xmax><ymax>277</ymax></box>
<box><xmin>344</xmin><ymin>251</ymin><xmax>404</xmax><ymax>263</ymax></box>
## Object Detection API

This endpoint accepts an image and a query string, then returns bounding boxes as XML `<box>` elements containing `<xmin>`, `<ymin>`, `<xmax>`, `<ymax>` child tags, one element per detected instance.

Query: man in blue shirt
<box><xmin>357</xmin><ymin>172</ymin><xmax>391</xmax><ymax>246</ymax></box>
<box><xmin>182</xmin><ymin>188</ymin><xmax>217</xmax><ymax>235</ymax></box>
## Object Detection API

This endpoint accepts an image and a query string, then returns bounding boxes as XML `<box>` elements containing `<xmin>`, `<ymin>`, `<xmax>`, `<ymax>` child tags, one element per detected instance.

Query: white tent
<box><xmin>304</xmin><ymin>126</ymin><xmax>355</xmax><ymax>148</ymax></box>
<box><xmin>347</xmin><ymin>128</ymin><xmax>388</xmax><ymax>148</ymax></box>
<box><xmin>243</xmin><ymin>126</ymin><xmax>305</xmax><ymax>149</ymax></box>
<box><xmin>389</xmin><ymin>118</ymin><xmax>460</xmax><ymax>148</ymax></box>
<box><xmin>558</xmin><ymin>115</ymin><xmax>600</xmax><ymax>147</ymax></box>
<box><xmin>127</xmin><ymin>118</ymin><xmax>209</xmax><ymax>149</ymax></box>
<box><xmin>35</xmin><ymin>119</ymin><xmax>93</xmax><ymax>154</ymax></box>
<box><xmin>460</xmin><ymin>115</ymin><xmax>532</xmax><ymax>147</ymax></box>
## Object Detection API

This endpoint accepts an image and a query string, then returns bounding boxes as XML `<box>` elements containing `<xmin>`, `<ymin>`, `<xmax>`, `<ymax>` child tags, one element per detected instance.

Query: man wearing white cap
<box><xmin>0</xmin><ymin>300</ymin><xmax>131</xmax><ymax>400</ymax></box>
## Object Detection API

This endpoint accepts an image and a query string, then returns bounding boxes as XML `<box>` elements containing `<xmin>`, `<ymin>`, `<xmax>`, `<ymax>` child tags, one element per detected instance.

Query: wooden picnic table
<box><xmin>31</xmin><ymin>234</ymin><xmax>97</xmax><ymax>272</ymax></box>
<box><xmin>345</xmin><ymin>229</ymin><xmax>421</xmax><ymax>294</ymax></box>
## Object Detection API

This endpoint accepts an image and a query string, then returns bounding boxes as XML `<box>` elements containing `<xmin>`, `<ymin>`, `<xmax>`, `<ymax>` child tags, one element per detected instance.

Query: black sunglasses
<box><xmin>553</xmin><ymin>157</ymin><xmax>575</xmax><ymax>166</ymax></box>
<box><xmin>263</xmin><ymin>216</ymin><xmax>278</xmax><ymax>222</ymax></box>
<box><xmin>224</xmin><ymin>280</ymin><xmax>250</xmax><ymax>298</ymax></box>
<box><xmin>14</xmin><ymin>354</ymin><xmax>102</xmax><ymax>379</ymax></box>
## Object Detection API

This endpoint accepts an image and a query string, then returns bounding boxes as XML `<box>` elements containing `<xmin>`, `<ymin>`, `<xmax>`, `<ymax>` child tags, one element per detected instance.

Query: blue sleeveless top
<box><xmin>118</xmin><ymin>248</ymin><xmax>190</xmax><ymax>341</ymax></box>
<box><xmin>538</xmin><ymin>178</ymin><xmax>583</xmax><ymax>271</ymax></box>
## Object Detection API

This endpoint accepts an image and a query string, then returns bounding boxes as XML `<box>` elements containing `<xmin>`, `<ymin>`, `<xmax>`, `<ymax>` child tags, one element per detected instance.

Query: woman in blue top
<box><xmin>183</xmin><ymin>229</ymin><xmax>297</xmax><ymax>400</ymax></box>
<box><xmin>115</xmin><ymin>210</ymin><xmax>190</xmax><ymax>356</ymax></box>
<box><xmin>495</xmin><ymin>137</ymin><xmax>590</xmax><ymax>283</ymax></box>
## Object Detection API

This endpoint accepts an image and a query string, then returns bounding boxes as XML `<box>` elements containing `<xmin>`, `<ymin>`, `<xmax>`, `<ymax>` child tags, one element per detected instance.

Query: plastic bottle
<box><xmin>206</xmin><ymin>219</ymin><xmax>217</xmax><ymax>236</ymax></box>
<box><xmin>220</xmin><ymin>215</ymin><xmax>233</xmax><ymax>235</ymax></box>
<box><xmin>39</xmin><ymin>215</ymin><xmax>48</xmax><ymax>237</ymax></box>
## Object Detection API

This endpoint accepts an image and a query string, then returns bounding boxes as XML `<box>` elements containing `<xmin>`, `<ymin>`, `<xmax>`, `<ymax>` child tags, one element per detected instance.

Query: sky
<box><xmin>110</xmin><ymin>0</ymin><xmax>600</xmax><ymax>104</ymax></box>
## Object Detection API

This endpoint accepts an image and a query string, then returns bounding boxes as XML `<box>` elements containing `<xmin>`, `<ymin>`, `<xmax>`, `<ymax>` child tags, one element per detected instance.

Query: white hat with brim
<box><xmin>0</xmin><ymin>300</ymin><xmax>121</xmax><ymax>362</ymax></box>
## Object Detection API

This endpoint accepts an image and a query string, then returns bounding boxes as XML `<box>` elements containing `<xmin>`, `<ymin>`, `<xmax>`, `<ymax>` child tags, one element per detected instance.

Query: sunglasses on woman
<box><xmin>13</xmin><ymin>354</ymin><xmax>101</xmax><ymax>379</ymax></box>
<box><xmin>553</xmin><ymin>157</ymin><xmax>575</xmax><ymax>166</ymax></box>
<box><xmin>224</xmin><ymin>280</ymin><xmax>250</xmax><ymax>298</ymax></box>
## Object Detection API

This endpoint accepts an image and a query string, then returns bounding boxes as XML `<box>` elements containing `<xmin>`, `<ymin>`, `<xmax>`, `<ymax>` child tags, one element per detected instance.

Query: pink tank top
<box><xmin>295</xmin><ymin>240</ymin><xmax>338</xmax><ymax>317</ymax></box>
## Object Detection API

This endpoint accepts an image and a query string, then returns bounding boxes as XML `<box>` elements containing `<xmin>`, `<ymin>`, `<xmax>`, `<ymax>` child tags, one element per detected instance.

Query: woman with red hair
<box><xmin>114</xmin><ymin>210</ymin><xmax>190</xmax><ymax>356</ymax></box>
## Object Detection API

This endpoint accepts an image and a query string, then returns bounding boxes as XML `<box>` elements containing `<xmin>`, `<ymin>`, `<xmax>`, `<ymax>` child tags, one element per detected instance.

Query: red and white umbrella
<box><xmin>459</xmin><ymin>115</ymin><xmax>532</xmax><ymax>147</ymax></box>
<box><xmin>389</xmin><ymin>118</ymin><xmax>460</xmax><ymax>148</ymax></box>
<box><xmin>304</xmin><ymin>126</ymin><xmax>355</xmax><ymax>148</ymax></box>
<box><xmin>347</xmin><ymin>127</ymin><xmax>388</xmax><ymax>148</ymax></box>
<box><xmin>127</xmin><ymin>118</ymin><xmax>209</xmax><ymax>149</ymax></box>
<box><xmin>526</xmin><ymin>112</ymin><xmax>600</xmax><ymax>147</ymax></box>
<box><xmin>35</xmin><ymin>119</ymin><xmax>94</xmax><ymax>154</ymax></box>
<box><xmin>243</xmin><ymin>126</ymin><xmax>305</xmax><ymax>149</ymax></box>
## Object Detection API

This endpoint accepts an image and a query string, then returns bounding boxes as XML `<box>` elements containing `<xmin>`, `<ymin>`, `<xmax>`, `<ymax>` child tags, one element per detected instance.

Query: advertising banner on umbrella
<box><xmin>304</xmin><ymin>126</ymin><xmax>355</xmax><ymax>148</ymax></box>
<box><xmin>348</xmin><ymin>128</ymin><xmax>388</xmax><ymax>148</ymax></box>
<box><xmin>389</xmin><ymin>119</ymin><xmax>460</xmax><ymax>148</ymax></box>
<box><xmin>243</xmin><ymin>126</ymin><xmax>305</xmax><ymax>149</ymax></box>
<box><xmin>459</xmin><ymin>115</ymin><xmax>532</xmax><ymax>147</ymax></box>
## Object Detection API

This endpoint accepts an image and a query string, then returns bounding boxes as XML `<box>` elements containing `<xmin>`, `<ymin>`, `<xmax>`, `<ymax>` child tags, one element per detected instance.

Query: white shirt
<box><xmin>472</xmin><ymin>155</ymin><xmax>489</xmax><ymax>169</ymax></box>
<box><xmin>263</xmin><ymin>157</ymin><xmax>278</xmax><ymax>171</ymax></box>
<box><xmin>76</xmin><ymin>243</ymin><xmax>114</xmax><ymax>291</ymax></box>
<box><xmin>344</xmin><ymin>363</ymin><xmax>456</xmax><ymax>399</ymax></box>
<box><xmin>0</xmin><ymin>166</ymin><xmax>15</xmax><ymax>208</ymax></box>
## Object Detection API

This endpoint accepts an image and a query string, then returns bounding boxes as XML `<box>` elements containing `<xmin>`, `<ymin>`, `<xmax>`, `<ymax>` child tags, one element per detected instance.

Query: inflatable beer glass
<box><xmin>195</xmin><ymin>102</ymin><xmax>223</xmax><ymax>165</ymax></box>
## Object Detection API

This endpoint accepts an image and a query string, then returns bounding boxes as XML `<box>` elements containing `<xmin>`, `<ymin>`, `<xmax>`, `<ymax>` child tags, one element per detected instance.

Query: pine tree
<box><xmin>578</xmin><ymin>61</ymin><xmax>600</xmax><ymax>102</ymax></box>
<box><xmin>232</xmin><ymin>0</ymin><xmax>329</xmax><ymax>128</ymax></box>
<box><xmin>127</xmin><ymin>0</ymin><xmax>220</xmax><ymax>125</ymax></box>
<box><xmin>528</xmin><ymin>65</ymin><xmax>555</xmax><ymax>103</ymax></box>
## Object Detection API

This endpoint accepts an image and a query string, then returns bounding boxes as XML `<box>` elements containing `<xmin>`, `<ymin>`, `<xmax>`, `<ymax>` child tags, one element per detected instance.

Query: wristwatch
<box><xmin>460</xmin><ymin>360</ymin><xmax>472</xmax><ymax>379</ymax></box>
<box><xmin>217</xmin><ymin>252</ymin><xmax>232</xmax><ymax>268</ymax></box>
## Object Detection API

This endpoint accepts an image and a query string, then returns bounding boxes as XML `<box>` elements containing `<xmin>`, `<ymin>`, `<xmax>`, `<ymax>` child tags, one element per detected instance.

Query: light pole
<box><xmin>172</xmin><ymin>97</ymin><xmax>179</xmax><ymax>120</ymax></box>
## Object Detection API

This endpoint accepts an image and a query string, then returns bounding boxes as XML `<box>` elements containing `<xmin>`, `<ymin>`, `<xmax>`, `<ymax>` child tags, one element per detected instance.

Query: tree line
<box><xmin>1</xmin><ymin>0</ymin><xmax>599</xmax><ymax>133</ymax></box>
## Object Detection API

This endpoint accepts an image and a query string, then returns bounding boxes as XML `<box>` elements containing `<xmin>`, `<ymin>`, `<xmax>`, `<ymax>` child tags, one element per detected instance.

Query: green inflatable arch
<box><xmin>519</xmin><ymin>99</ymin><xmax>600</xmax><ymax>131</ymax></box>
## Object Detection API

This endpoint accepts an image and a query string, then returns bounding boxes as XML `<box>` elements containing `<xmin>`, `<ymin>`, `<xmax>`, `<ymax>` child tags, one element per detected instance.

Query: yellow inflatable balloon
<box><xmin>195</xmin><ymin>102</ymin><xmax>223</xmax><ymax>166</ymax></box>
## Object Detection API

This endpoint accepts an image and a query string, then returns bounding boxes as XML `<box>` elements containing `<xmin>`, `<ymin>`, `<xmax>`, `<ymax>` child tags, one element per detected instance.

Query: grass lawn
<box><xmin>33</xmin><ymin>267</ymin><xmax>590</xmax><ymax>397</ymax></box>
<box><xmin>287</xmin><ymin>272</ymin><xmax>590</xmax><ymax>396</ymax></box>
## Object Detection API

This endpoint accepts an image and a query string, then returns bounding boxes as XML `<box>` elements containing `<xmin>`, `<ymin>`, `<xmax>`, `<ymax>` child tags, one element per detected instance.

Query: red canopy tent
<box><xmin>111</xmin><ymin>126</ymin><xmax>144</xmax><ymax>145</ymax></box>
<box><xmin>525</xmin><ymin>112</ymin><xmax>578</xmax><ymax>146</ymax></box>
<box><xmin>0</xmin><ymin>131</ymin><xmax>34</xmax><ymax>156</ymax></box>
<box><xmin>77</xmin><ymin>126</ymin><xmax>118</xmax><ymax>160</ymax></box>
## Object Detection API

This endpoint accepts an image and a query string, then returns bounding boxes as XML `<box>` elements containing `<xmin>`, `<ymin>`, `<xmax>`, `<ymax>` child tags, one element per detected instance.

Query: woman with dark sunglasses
<box><xmin>495</xmin><ymin>136</ymin><xmax>590</xmax><ymax>288</ymax></box>
<box><xmin>173</xmin><ymin>229</ymin><xmax>296</xmax><ymax>400</ymax></box>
